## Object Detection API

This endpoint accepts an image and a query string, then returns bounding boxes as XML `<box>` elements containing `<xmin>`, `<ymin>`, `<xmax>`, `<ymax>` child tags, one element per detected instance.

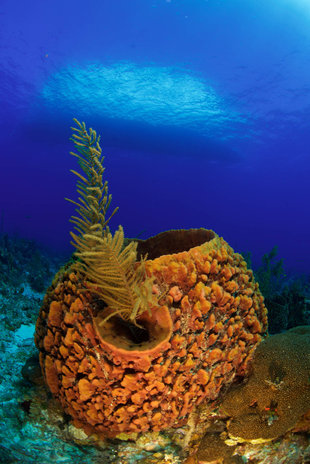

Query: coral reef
<box><xmin>186</xmin><ymin>428</ymin><xmax>310</xmax><ymax>464</ymax></box>
<box><xmin>0</xmin><ymin>234</ymin><xmax>65</xmax><ymax>333</ymax></box>
<box><xmin>34</xmin><ymin>120</ymin><xmax>267</xmax><ymax>440</ymax></box>
<box><xmin>1</xmin><ymin>120</ymin><xmax>309</xmax><ymax>463</ymax></box>
<box><xmin>189</xmin><ymin>427</ymin><xmax>241</xmax><ymax>464</ymax></box>
<box><xmin>0</xmin><ymin>233</ymin><xmax>63</xmax><ymax>295</ymax></box>
<box><xmin>183</xmin><ymin>327</ymin><xmax>310</xmax><ymax>464</ymax></box>
<box><xmin>0</xmin><ymin>235</ymin><xmax>184</xmax><ymax>464</ymax></box>
<box><xmin>1</xmin><ymin>292</ymin><xmax>308</xmax><ymax>464</ymax></box>
<box><xmin>35</xmin><ymin>227</ymin><xmax>268</xmax><ymax>438</ymax></box>
<box><xmin>219</xmin><ymin>326</ymin><xmax>310</xmax><ymax>443</ymax></box>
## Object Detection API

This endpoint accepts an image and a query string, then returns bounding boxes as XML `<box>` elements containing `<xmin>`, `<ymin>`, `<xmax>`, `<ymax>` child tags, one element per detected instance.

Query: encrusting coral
<box><xmin>35</xmin><ymin>120</ymin><xmax>268</xmax><ymax>439</ymax></box>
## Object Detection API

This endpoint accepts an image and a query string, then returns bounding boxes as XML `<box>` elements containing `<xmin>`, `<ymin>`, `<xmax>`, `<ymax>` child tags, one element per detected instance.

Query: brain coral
<box><xmin>220</xmin><ymin>325</ymin><xmax>310</xmax><ymax>443</ymax></box>
<box><xmin>35</xmin><ymin>228</ymin><xmax>267</xmax><ymax>438</ymax></box>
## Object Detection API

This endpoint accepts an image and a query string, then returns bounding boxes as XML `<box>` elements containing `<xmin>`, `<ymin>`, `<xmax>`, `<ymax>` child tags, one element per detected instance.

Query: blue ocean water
<box><xmin>1</xmin><ymin>0</ymin><xmax>310</xmax><ymax>273</ymax></box>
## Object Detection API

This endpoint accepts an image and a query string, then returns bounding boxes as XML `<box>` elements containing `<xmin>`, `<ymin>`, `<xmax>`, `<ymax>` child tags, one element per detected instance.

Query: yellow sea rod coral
<box><xmin>35</xmin><ymin>228</ymin><xmax>267</xmax><ymax>438</ymax></box>
<box><xmin>65</xmin><ymin>119</ymin><xmax>155</xmax><ymax>327</ymax></box>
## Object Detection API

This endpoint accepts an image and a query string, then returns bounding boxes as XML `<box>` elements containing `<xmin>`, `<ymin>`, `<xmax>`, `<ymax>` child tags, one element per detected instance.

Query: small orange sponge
<box><xmin>35</xmin><ymin>229</ymin><xmax>267</xmax><ymax>438</ymax></box>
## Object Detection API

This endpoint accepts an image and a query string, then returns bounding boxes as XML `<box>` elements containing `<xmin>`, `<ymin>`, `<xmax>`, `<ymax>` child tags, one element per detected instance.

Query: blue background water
<box><xmin>1</xmin><ymin>0</ymin><xmax>309</xmax><ymax>273</ymax></box>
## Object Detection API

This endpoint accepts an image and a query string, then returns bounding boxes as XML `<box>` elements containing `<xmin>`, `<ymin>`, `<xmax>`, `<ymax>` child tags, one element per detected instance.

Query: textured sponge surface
<box><xmin>35</xmin><ymin>230</ymin><xmax>267</xmax><ymax>438</ymax></box>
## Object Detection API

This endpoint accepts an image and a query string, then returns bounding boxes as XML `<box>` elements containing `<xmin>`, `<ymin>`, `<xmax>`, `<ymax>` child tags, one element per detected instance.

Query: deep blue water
<box><xmin>1</xmin><ymin>0</ymin><xmax>310</xmax><ymax>273</ymax></box>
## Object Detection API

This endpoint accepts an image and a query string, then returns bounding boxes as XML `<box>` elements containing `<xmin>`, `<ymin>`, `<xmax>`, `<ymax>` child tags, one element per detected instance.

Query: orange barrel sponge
<box><xmin>35</xmin><ymin>228</ymin><xmax>267</xmax><ymax>438</ymax></box>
